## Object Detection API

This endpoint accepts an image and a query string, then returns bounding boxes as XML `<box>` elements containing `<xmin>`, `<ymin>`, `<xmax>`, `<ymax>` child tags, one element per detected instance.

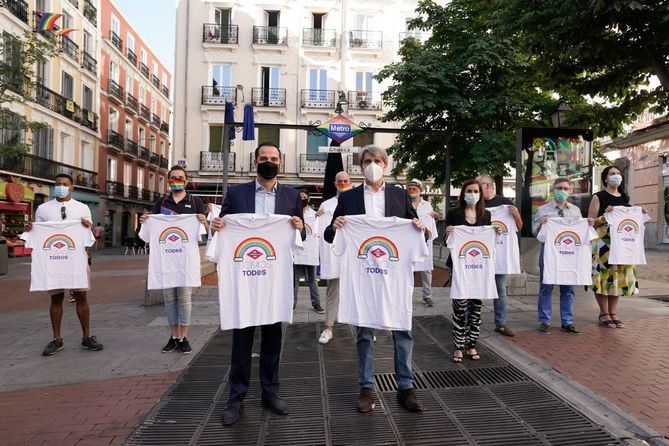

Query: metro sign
<box><xmin>317</xmin><ymin>114</ymin><xmax>363</xmax><ymax>144</ymax></box>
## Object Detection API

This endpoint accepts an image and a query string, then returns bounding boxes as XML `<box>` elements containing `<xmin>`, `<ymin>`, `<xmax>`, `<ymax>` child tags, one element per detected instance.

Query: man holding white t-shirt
<box><xmin>23</xmin><ymin>173</ymin><xmax>103</xmax><ymax>356</ymax></box>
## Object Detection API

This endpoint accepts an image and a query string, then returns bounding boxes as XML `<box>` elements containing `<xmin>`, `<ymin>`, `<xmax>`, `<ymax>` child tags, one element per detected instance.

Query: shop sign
<box><xmin>0</xmin><ymin>181</ymin><xmax>34</xmax><ymax>202</ymax></box>
<box><xmin>66</xmin><ymin>100</ymin><xmax>75</xmax><ymax>113</ymax></box>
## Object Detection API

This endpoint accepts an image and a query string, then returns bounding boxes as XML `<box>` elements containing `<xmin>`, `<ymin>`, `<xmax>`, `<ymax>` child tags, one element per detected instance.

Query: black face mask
<box><xmin>257</xmin><ymin>161</ymin><xmax>279</xmax><ymax>179</ymax></box>
<box><xmin>301</xmin><ymin>198</ymin><xmax>309</xmax><ymax>207</ymax></box>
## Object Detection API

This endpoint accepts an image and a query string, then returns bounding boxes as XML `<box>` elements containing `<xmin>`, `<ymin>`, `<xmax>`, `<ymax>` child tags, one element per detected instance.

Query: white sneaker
<box><xmin>319</xmin><ymin>329</ymin><xmax>333</xmax><ymax>344</ymax></box>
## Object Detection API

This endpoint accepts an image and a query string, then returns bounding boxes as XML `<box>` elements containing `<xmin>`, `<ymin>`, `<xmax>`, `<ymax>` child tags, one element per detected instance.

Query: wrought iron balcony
<box><xmin>159</xmin><ymin>155</ymin><xmax>168</xmax><ymax>169</ymax></box>
<box><xmin>200</xmin><ymin>151</ymin><xmax>235</xmax><ymax>172</ymax></box>
<box><xmin>109</xmin><ymin>30</ymin><xmax>122</xmax><ymax>51</ymax></box>
<box><xmin>251</xmin><ymin>87</ymin><xmax>286</xmax><ymax>107</ymax></box>
<box><xmin>60</xmin><ymin>36</ymin><xmax>79</xmax><ymax>61</ymax></box>
<box><xmin>83</xmin><ymin>0</ymin><xmax>97</xmax><ymax>26</ymax></box>
<box><xmin>152</xmin><ymin>74</ymin><xmax>159</xmax><ymax>89</ymax></box>
<box><xmin>303</xmin><ymin>28</ymin><xmax>337</xmax><ymax>47</ymax></box>
<box><xmin>125</xmin><ymin>139</ymin><xmax>138</xmax><ymax>157</ymax></box>
<box><xmin>139</xmin><ymin>104</ymin><xmax>150</xmax><ymax>122</ymax></box>
<box><xmin>65</xmin><ymin>0</ymin><xmax>78</xmax><ymax>8</ymax></box>
<box><xmin>202</xmin><ymin>23</ymin><xmax>239</xmax><ymax>44</ymax></box>
<box><xmin>149</xmin><ymin>153</ymin><xmax>159</xmax><ymax>165</ymax></box>
<box><xmin>35</xmin><ymin>83</ymin><xmax>81</xmax><ymax>124</ymax></box>
<box><xmin>81</xmin><ymin>52</ymin><xmax>96</xmax><ymax>75</ymax></box>
<box><xmin>1</xmin><ymin>153</ymin><xmax>98</xmax><ymax>189</ymax></box>
<box><xmin>161</xmin><ymin>85</ymin><xmax>169</xmax><ymax>98</ymax></box>
<box><xmin>160</xmin><ymin>121</ymin><xmax>169</xmax><ymax>134</ymax></box>
<box><xmin>139</xmin><ymin>146</ymin><xmax>150</xmax><ymax>162</ymax></box>
<box><xmin>2</xmin><ymin>0</ymin><xmax>29</xmax><ymax>24</ymax></box>
<box><xmin>349</xmin><ymin>30</ymin><xmax>383</xmax><ymax>49</ymax></box>
<box><xmin>107</xmin><ymin>130</ymin><xmax>124</xmax><ymax>151</ymax></box>
<box><xmin>141</xmin><ymin>188</ymin><xmax>152</xmax><ymax>202</ymax></box>
<box><xmin>128</xmin><ymin>185</ymin><xmax>139</xmax><ymax>200</ymax></box>
<box><xmin>253</xmin><ymin>26</ymin><xmax>287</xmax><ymax>45</ymax></box>
<box><xmin>201</xmin><ymin>85</ymin><xmax>236</xmax><ymax>105</ymax></box>
<box><xmin>299</xmin><ymin>153</ymin><xmax>328</xmax><ymax>174</ymax></box>
<box><xmin>151</xmin><ymin>113</ymin><xmax>161</xmax><ymax>128</ymax></box>
<box><xmin>126</xmin><ymin>48</ymin><xmax>137</xmax><ymax>66</ymax></box>
<box><xmin>250</xmin><ymin>153</ymin><xmax>285</xmax><ymax>173</ymax></box>
<box><xmin>140</xmin><ymin>62</ymin><xmax>149</xmax><ymax>78</ymax></box>
<box><xmin>108</xmin><ymin>79</ymin><xmax>124</xmax><ymax>103</ymax></box>
<box><xmin>33</xmin><ymin>12</ymin><xmax>58</xmax><ymax>42</ymax></box>
<box><xmin>80</xmin><ymin>108</ymin><xmax>98</xmax><ymax>131</ymax></box>
<box><xmin>347</xmin><ymin>90</ymin><xmax>382</xmax><ymax>110</ymax></box>
<box><xmin>300</xmin><ymin>89</ymin><xmax>335</xmax><ymax>109</ymax></box>
<box><xmin>125</xmin><ymin>93</ymin><xmax>138</xmax><ymax>113</ymax></box>
<box><xmin>106</xmin><ymin>180</ymin><xmax>124</xmax><ymax>196</ymax></box>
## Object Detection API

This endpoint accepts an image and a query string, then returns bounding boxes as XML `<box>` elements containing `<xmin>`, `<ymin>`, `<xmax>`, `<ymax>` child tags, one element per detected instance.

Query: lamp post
<box><xmin>551</xmin><ymin>101</ymin><xmax>571</xmax><ymax>128</ymax></box>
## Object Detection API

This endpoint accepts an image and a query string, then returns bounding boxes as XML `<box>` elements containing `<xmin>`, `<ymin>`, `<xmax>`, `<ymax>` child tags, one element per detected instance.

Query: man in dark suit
<box><xmin>210</xmin><ymin>141</ymin><xmax>305</xmax><ymax>426</ymax></box>
<box><xmin>324</xmin><ymin>145</ymin><xmax>427</xmax><ymax>413</ymax></box>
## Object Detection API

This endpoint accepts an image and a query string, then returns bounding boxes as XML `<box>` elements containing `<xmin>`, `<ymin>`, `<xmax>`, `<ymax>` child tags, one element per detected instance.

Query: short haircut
<box><xmin>255</xmin><ymin>141</ymin><xmax>281</xmax><ymax>158</ymax></box>
<box><xmin>55</xmin><ymin>173</ymin><xmax>73</xmax><ymax>184</ymax></box>
<box><xmin>168</xmin><ymin>165</ymin><xmax>188</xmax><ymax>179</ymax></box>
<box><xmin>553</xmin><ymin>177</ymin><xmax>572</xmax><ymax>187</ymax></box>
<box><xmin>299</xmin><ymin>188</ymin><xmax>310</xmax><ymax>196</ymax></box>
<box><xmin>359</xmin><ymin>145</ymin><xmax>388</xmax><ymax>166</ymax></box>
<box><xmin>476</xmin><ymin>174</ymin><xmax>493</xmax><ymax>184</ymax></box>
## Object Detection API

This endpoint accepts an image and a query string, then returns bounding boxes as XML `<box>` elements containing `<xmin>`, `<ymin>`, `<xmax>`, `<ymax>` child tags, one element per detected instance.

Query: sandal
<box><xmin>466</xmin><ymin>349</ymin><xmax>480</xmax><ymax>361</ymax></box>
<box><xmin>609</xmin><ymin>314</ymin><xmax>624</xmax><ymax>328</ymax></box>
<box><xmin>453</xmin><ymin>350</ymin><xmax>463</xmax><ymax>363</ymax></box>
<box><xmin>598</xmin><ymin>313</ymin><xmax>616</xmax><ymax>329</ymax></box>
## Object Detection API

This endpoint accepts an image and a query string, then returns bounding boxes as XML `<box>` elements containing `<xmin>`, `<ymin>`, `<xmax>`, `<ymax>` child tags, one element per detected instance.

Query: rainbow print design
<box><xmin>36</xmin><ymin>12</ymin><xmax>62</xmax><ymax>32</ymax></box>
<box><xmin>617</xmin><ymin>218</ymin><xmax>640</xmax><ymax>234</ymax></box>
<box><xmin>42</xmin><ymin>234</ymin><xmax>76</xmax><ymax>251</ymax></box>
<box><xmin>458</xmin><ymin>240</ymin><xmax>491</xmax><ymax>259</ymax></box>
<box><xmin>158</xmin><ymin>226</ymin><xmax>190</xmax><ymax>244</ymax></box>
<box><xmin>234</xmin><ymin>237</ymin><xmax>276</xmax><ymax>262</ymax></box>
<box><xmin>357</xmin><ymin>236</ymin><xmax>399</xmax><ymax>261</ymax></box>
<box><xmin>305</xmin><ymin>223</ymin><xmax>314</xmax><ymax>235</ymax></box>
<box><xmin>491</xmin><ymin>220</ymin><xmax>509</xmax><ymax>235</ymax></box>
<box><xmin>554</xmin><ymin>231</ymin><xmax>581</xmax><ymax>247</ymax></box>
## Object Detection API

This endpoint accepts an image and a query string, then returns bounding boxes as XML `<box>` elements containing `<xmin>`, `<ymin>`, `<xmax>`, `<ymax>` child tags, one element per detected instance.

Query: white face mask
<box><xmin>464</xmin><ymin>192</ymin><xmax>480</xmax><ymax>205</ymax></box>
<box><xmin>363</xmin><ymin>162</ymin><xmax>384</xmax><ymax>183</ymax></box>
<box><xmin>608</xmin><ymin>174</ymin><xmax>622</xmax><ymax>187</ymax></box>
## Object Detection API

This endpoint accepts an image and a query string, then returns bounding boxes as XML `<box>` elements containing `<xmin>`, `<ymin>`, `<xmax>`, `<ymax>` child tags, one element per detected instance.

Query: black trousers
<box><xmin>228</xmin><ymin>322</ymin><xmax>282</xmax><ymax>403</ymax></box>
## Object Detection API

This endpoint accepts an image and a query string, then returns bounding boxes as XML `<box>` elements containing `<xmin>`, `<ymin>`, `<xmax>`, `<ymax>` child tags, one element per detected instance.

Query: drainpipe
<box><xmin>181</xmin><ymin>0</ymin><xmax>190</xmax><ymax>159</ymax></box>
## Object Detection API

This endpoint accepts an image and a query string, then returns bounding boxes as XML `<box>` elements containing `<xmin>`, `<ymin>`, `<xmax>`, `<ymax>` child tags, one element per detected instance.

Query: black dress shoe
<box><xmin>221</xmin><ymin>401</ymin><xmax>243</xmax><ymax>426</ymax></box>
<box><xmin>262</xmin><ymin>395</ymin><xmax>289</xmax><ymax>415</ymax></box>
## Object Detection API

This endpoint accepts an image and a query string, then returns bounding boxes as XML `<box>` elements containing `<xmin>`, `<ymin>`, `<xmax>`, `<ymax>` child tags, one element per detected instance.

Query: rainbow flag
<box><xmin>56</xmin><ymin>28</ymin><xmax>77</xmax><ymax>37</ymax></box>
<box><xmin>36</xmin><ymin>12</ymin><xmax>62</xmax><ymax>32</ymax></box>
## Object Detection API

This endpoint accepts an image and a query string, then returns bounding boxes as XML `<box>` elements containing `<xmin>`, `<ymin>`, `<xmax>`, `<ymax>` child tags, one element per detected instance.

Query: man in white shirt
<box><xmin>23</xmin><ymin>173</ymin><xmax>103</xmax><ymax>356</ymax></box>
<box><xmin>407</xmin><ymin>179</ymin><xmax>438</xmax><ymax>307</ymax></box>
<box><xmin>293</xmin><ymin>189</ymin><xmax>324</xmax><ymax>313</ymax></box>
<box><xmin>316</xmin><ymin>171</ymin><xmax>351</xmax><ymax>344</ymax></box>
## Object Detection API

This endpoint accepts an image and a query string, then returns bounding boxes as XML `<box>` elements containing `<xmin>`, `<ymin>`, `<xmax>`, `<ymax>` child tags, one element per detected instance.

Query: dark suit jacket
<box><xmin>219</xmin><ymin>180</ymin><xmax>306</xmax><ymax>239</ymax></box>
<box><xmin>323</xmin><ymin>183</ymin><xmax>419</xmax><ymax>243</ymax></box>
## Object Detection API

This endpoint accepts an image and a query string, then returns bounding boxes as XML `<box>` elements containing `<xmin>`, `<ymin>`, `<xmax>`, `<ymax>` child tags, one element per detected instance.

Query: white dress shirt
<box><xmin>363</xmin><ymin>182</ymin><xmax>386</xmax><ymax>218</ymax></box>
<box><xmin>254</xmin><ymin>179</ymin><xmax>277</xmax><ymax>215</ymax></box>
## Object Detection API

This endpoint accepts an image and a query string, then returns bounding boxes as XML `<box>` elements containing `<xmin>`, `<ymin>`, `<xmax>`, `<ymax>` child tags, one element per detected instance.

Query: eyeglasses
<box><xmin>61</xmin><ymin>206</ymin><xmax>66</xmax><ymax>220</ymax></box>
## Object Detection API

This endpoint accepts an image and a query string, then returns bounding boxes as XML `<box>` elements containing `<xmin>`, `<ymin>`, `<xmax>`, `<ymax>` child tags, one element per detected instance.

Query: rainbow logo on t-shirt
<box><xmin>458</xmin><ymin>240</ymin><xmax>490</xmax><ymax>259</ymax></box>
<box><xmin>42</xmin><ymin>234</ymin><xmax>76</xmax><ymax>251</ymax></box>
<box><xmin>554</xmin><ymin>231</ymin><xmax>581</xmax><ymax>247</ymax></box>
<box><xmin>491</xmin><ymin>220</ymin><xmax>509</xmax><ymax>235</ymax></box>
<box><xmin>305</xmin><ymin>223</ymin><xmax>314</xmax><ymax>235</ymax></box>
<box><xmin>159</xmin><ymin>227</ymin><xmax>190</xmax><ymax>244</ymax></box>
<box><xmin>617</xmin><ymin>218</ymin><xmax>640</xmax><ymax>234</ymax></box>
<box><xmin>234</xmin><ymin>237</ymin><xmax>276</xmax><ymax>262</ymax></box>
<box><xmin>358</xmin><ymin>236</ymin><xmax>399</xmax><ymax>261</ymax></box>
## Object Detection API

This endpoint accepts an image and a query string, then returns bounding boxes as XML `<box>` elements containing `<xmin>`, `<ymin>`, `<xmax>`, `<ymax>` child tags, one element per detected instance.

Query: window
<box><xmin>162</xmin><ymin>72</ymin><xmax>167</xmax><ymax>87</ymax></box>
<box><xmin>31</xmin><ymin>125</ymin><xmax>53</xmax><ymax>159</ymax></box>
<box><xmin>107</xmin><ymin>157</ymin><xmax>117</xmax><ymax>181</ymax></box>
<box><xmin>124</xmin><ymin>118</ymin><xmax>132</xmax><ymax>140</ymax></box>
<box><xmin>152</xmin><ymin>61</ymin><xmax>158</xmax><ymax>77</ymax></box>
<box><xmin>212</xmin><ymin>64</ymin><xmax>232</xmax><ymax>91</ymax></box>
<box><xmin>355</xmin><ymin>71</ymin><xmax>374</xmax><ymax>92</ymax></box>
<box><xmin>110</xmin><ymin>61</ymin><xmax>119</xmax><ymax>82</ymax></box>
<box><xmin>138</xmin><ymin>126</ymin><xmax>145</xmax><ymax>147</ymax></box>
<box><xmin>158</xmin><ymin>176</ymin><xmax>165</xmax><ymax>194</ymax></box>
<box><xmin>36</xmin><ymin>59</ymin><xmax>47</xmax><ymax>85</ymax></box>
<box><xmin>137</xmin><ymin>168</ymin><xmax>144</xmax><ymax>191</ymax></box>
<box><xmin>123</xmin><ymin>162</ymin><xmax>132</xmax><ymax>184</ymax></box>
<box><xmin>313</xmin><ymin>13</ymin><xmax>325</xmax><ymax>29</ymax></box>
<box><xmin>257</xmin><ymin>127</ymin><xmax>280</xmax><ymax>149</ymax></box>
<box><xmin>62</xmin><ymin>11</ymin><xmax>72</xmax><ymax>29</ymax></box>
<box><xmin>215</xmin><ymin>8</ymin><xmax>231</xmax><ymax>26</ymax></box>
<box><xmin>109</xmin><ymin>107</ymin><xmax>119</xmax><ymax>132</ymax></box>
<box><xmin>150</xmin><ymin>133</ymin><xmax>156</xmax><ymax>151</ymax></box>
<box><xmin>355</xmin><ymin>14</ymin><xmax>374</xmax><ymax>31</ymax></box>
<box><xmin>127</xmin><ymin>33</ymin><xmax>135</xmax><ymax>52</ymax></box>
<box><xmin>36</xmin><ymin>0</ymin><xmax>48</xmax><ymax>11</ymax></box>
<box><xmin>149</xmin><ymin>172</ymin><xmax>155</xmax><ymax>191</ymax></box>
<box><xmin>0</xmin><ymin>111</ymin><xmax>24</xmax><ymax>150</ymax></box>
<box><xmin>139</xmin><ymin>85</ymin><xmax>146</xmax><ymax>104</ymax></box>
<box><xmin>351</xmin><ymin>131</ymin><xmax>374</xmax><ymax>164</ymax></box>
<box><xmin>81</xmin><ymin>141</ymin><xmax>93</xmax><ymax>171</ymax></box>
<box><xmin>82</xmin><ymin>85</ymin><xmax>93</xmax><ymax>110</ymax></box>
<box><xmin>60</xmin><ymin>132</ymin><xmax>73</xmax><ymax>165</ymax></box>
<box><xmin>151</xmin><ymin>97</ymin><xmax>156</xmax><ymax>115</ymax></box>
<box><xmin>111</xmin><ymin>14</ymin><xmax>120</xmax><ymax>36</ymax></box>
<box><xmin>83</xmin><ymin>31</ymin><xmax>93</xmax><ymax>54</ymax></box>
<box><xmin>265</xmin><ymin>10</ymin><xmax>280</xmax><ymax>27</ymax></box>
<box><xmin>140</xmin><ymin>48</ymin><xmax>147</xmax><ymax>65</ymax></box>
<box><xmin>126</xmin><ymin>75</ymin><xmax>133</xmax><ymax>95</ymax></box>
<box><xmin>306</xmin><ymin>132</ymin><xmax>328</xmax><ymax>160</ymax></box>
<box><xmin>160</xmin><ymin>140</ymin><xmax>165</xmax><ymax>156</ymax></box>
<box><xmin>61</xmin><ymin>71</ymin><xmax>74</xmax><ymax>99</ymax></box>
<box><xmin>209</xmin><ymin>126</ymin><xmax>223</xmax><ymax>153</ymax></box>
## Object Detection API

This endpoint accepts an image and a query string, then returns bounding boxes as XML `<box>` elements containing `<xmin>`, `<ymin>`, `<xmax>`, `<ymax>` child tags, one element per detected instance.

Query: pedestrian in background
<box><xmin>293</xmin><ymin>188</ymin><xmax>324</xmax><ymax>313</ymax></box>
<box><xmin>407</xmin><ymin>179</ymin><xmax>438</xmax><ymax>307</ymax></box>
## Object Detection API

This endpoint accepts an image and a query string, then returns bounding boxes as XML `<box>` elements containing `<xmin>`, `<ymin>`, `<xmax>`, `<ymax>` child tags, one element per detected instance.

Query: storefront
<box><xmin>71</xmin><ymin>189</ymin><xmax>101</xmax><ymax>225</ymax></box>
<box><xmin>0</xmin><ymin>178</ymin><xmax>35</xmax><ymax>256</ymax></box>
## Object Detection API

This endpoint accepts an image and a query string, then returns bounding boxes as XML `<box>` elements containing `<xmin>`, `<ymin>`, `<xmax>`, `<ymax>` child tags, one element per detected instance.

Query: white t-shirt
<box><xmin>413</xmin><ymin>199</ymin><xmax>437</xmax><ymax>272</ymax></box>
<box><xmin>21</xmin><ymin>221</ymin><xmax>95</xmax><ymax>291</ymax></box>
<box><xmin>605</xmin><ymin>206</ymin><xmax>650</xmax><ymax>265</ymax></box>
<box><xmin>538</xmin><ymin>218</ymin><xmax>598</xmax><ymax>285</ymax></box>
<box><xmin>207</xmin><ymin>204</ymin><xmax>222</xmax><ymax>236</ymax></box>
<box><xmin>205</xmin><ymin>214</ymin><xmax>303</xmax><ymax>330</ymax></box>
<box><xmin>138</xmin><ymin>214</ymin><xmax>206</xmax><ymax>289</ymax></box>
<box><xmin>36</xmin><ymin>198</ymin><xmax>92</xmax><ymax>223</ymax></box>
<box><xmin>317</xmin><ymin>197</ymin><xmax>339</xmax><ymax>279</ymax></box>
<box><xmin>293</xmin><ymin>207</ymin><xmax>319</xmax><ymax>266</ymax></box>
<box><xmin>446</xmin><ymin>226</ymin><xmax>498</xmax><ymax>300</ymax></box>
<box><xmin>332</xmin><ymin>215</ymin><xmax>428</xmax><ymax>331</ymax></box>
<box><xmin>488</xmin><ymin>205</ymin><xmax>521</xmax><ymax>275</ymax></box>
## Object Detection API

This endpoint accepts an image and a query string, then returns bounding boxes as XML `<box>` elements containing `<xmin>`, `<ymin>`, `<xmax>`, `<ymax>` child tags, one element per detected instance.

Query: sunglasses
<box><xmin>61</xmin><ymin>206</ymin><xmax>66</xmax><ymax>220</ymax></box>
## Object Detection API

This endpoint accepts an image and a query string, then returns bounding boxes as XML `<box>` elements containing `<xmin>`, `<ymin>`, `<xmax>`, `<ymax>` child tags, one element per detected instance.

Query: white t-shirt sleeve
<box><xmin>138</xmin><ymin>219</ymin><xmax>150</xmax><ymax>243</ymax></box>
<box><xmin>446</xmin><ymin>232</ymin><xmax>454</xmax><ymax>247</ymax></box>
<box><xmin>536</xmin><ymin>223</ymin><xmax>547</xmax><ymax>243</ymax></box>
<box><xmin>35</xmin><ymin>206</ymin><xmax>46</xmax><ymax>223</ymax></box>
<box><xmin>20</xmin><ymin>230</ymin><xmax>32</xmax><ymax>248</ymax></box>
<box><xmin>331</xmin><ymin>230</ymin><xmax>345</xmax><ymax>256</ymax></box>
<box><xmin>293</xmin><ymin>228</ymin><xmax>304</xmax><ymax>251</ymax></box>
<box><xmin>83</xmin><ymin>226</ymin><xmax>96</xmax><ymax>247</ymax></box>
<box><xmin>604</xmin><ymin>210</ymin><xmax>614</xmax><ymax>226</ymax></box>
<box><xmin>587</xmin><ymin>226</ymin><xmax>599</xmax><ymax>244</ymax></box>
<box><xmin>642</xmin><ymin>211</ymin><xmax>651</xmax><ymax>223</ymax></box>
<box><xmin>82</xmin><ymin>204</ymin><xmax>92</xmax><ymax>223</ymax></box>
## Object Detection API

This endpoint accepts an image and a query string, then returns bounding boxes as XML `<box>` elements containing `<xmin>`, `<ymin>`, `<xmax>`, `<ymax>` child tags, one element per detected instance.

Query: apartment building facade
<box><xmin>173</xmin><ymin>0</ymin><xmax>424</xmax><ymax>201</ymax></box>
<box><xmin>98</xmin><ymin>0</ymin><xmax>171</xmax><ymax>247</ymax></box>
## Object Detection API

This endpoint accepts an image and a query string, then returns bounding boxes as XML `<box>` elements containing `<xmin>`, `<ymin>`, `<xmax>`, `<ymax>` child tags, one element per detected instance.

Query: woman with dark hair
<box><xmin>588</xmin><ymin>166</ymin><xmax>639</xmax><ymax>328</ymax></box>
<box><xmin>444</xmin><ymin>179</ymin><xmax>493</xmax><ymax>363</ymax></box>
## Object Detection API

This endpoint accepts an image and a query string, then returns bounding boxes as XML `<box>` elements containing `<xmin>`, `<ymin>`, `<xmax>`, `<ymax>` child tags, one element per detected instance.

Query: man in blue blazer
<box><xmin>324</xmin><ymin>145</ymin><xmax>427</xmax><ymax>414</ymax></box>
<box><xmin>211</xmin><ymin>142</ymin><xmax>304</xmax><ymax>426</ymax></box>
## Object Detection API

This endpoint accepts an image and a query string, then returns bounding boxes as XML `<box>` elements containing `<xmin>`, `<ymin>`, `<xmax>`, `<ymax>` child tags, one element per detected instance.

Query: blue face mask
<box><xmin>554</xmin><ymin>190</ymin><xmax>569</xmax><ymax>202</ymax></box>
<box><xmin>464</xmin><ymin>192</ymin><xmax>480</xmax><ymax>205</ymax></box>
<box><xmin>54</xmin><ymin>185</ymin><xmax>70</xmax><ymax>198</ymax></box>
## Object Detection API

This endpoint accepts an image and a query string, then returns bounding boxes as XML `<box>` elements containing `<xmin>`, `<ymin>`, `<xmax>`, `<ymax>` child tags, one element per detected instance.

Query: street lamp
<box><xmin>551</xmin><ymin>101</ymin><xmax>571</xmax><ymax>128</ymax></box>
<box><xmin>334</xmin><ymin>90</ymin><xmax>348</xmax><ymax>114</ymax></box>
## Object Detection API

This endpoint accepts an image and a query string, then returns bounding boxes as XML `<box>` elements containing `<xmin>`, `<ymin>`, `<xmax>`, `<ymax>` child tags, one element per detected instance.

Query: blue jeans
<box><xmin>162</xmin><ymin>287</ymin><xmax>192</xmax><ymax>326</ymax></box>
<box><xmin>538</xmin><ymin>244</ymin><xmax>575</xmax><ymax>325</ymax></box>
<box><xmin>293</xmin><ymin>265</ymin><xmax>320</xmax><ymax>307</ymax></box>
<box><xmin>493</xmin><ymin>274</ymin><xmax>507</xmax><ymax>326</ymax></box>
<box><xmin>356</xmin><ymin>327</ymin><xmax>413</xmax><ymax>390</ymax></box>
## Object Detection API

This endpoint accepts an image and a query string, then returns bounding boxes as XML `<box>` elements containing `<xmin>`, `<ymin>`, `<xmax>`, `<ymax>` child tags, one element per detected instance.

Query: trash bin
<box><xmin>0</xmin><ymin>239</ymin><xmax>8</xmax><ymax>276</ymax></box>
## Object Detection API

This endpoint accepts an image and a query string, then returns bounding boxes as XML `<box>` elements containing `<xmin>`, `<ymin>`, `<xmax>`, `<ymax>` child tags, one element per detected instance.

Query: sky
<box><xmin>114</xmin><ymin>0</ymin><xmax>177</xmax><ymax>73</ymax></box>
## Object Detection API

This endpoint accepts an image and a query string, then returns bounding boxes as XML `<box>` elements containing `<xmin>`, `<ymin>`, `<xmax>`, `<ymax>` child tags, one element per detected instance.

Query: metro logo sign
<box><xmin>317</xmin><ymin>114</ymin><xmax>363</xmax><ymax>143</ymax></box>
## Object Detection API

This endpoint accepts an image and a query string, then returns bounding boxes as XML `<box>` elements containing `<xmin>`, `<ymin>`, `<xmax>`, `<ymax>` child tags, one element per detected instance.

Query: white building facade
<box><xmin>173</xmin><ymin>0</ymin><xmax>424</xmax><ymax>199</ymax></box>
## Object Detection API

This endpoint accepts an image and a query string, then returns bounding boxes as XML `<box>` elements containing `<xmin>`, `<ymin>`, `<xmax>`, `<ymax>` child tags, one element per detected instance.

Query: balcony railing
<box><xmin>251</xmin><ymin>87</ymin><xmax>286</xmax><ymax>107</ymax></box>
<box><xmin>300</xmin><ymin>89</ymin><xmax>335</xmax><ymax>109</ymax></box>
<box><xmin>140</xmin><ymin>62</ymin><xmax>149</xmax><ymax>78</ymax></box>
<box><xmin>159</xmin><ymin>155</ymin><xmax>168</xmax><ymax>169</ymax></box>
<box><xmin>201</xmin><ymin>85</ymin><xmax>236</xmax><ymax>105</ymax></box>
<box><xmin>107</xmin><ymin>130</ymin><xmax>124</xmax><ymax>151</ymax></box>
<box><xmin>81</xmin><ymin>52</ymin><xmax>96</xmax><ymax>74</ymax></box>
<box><xmin>349</xmin><ymin>30</ymin><xmax>383</xmax><ymax>49</ymax></box>
<box><xmin>128</xmin><ymin>185</ymin><xmax>138</xmax><ymax>200</ymax></box>
<box><xmin>399</xmin><ymin>32</ymin><xmax>429</xmax><ymax>44</ymax></box>
<box><xmin>125</xmin><ymin>139</ymin><xmax>138</xmax><ymax>157</ymax></box>
<box><xmin>303</xmin><ymin>28</ymin><xmax>337</xmax><ymax>47</ymax></box>
<box><xmin>202</xmin><ymin>23</ymin><xmax>239</xmax><ymax>44</ymax></box>
<box><xmin>160</xmin><ymin>121</ymin><xmax>169</xmax><ymax>134</ymax></box>
<box><xmin>253</xmin><ymin>26</ymin><xmax>288</xmax><ymax>45</ymax></box>
<box><xmin>35</xmin><ymin>83</ymin><xmax>80</xmax><ymax>123</ymax></box>
<box><xmin>161</xmin><ymin>85</ymin><xmax>169</xmax><ymax>98</ymax></box>
<box><xmin>200</xmin><ymin>151</ymin><xmax>235</xmax><ymax>172</ymax></box>
<box><xmin>347</xmin><ymin>90</ymin><xmax>382</xmax><ymax>110</ymax></box>
<box><xmin>1</xmin><ymin>0</ymin><xmax>29</xmax><ymax>24</ymax></box>
<box><xmin>80</xmin><ymin>108</ymin><xmax>98</xmax><ymax>131</ymax></box>
<box><xmin>141</xmin><ymin>188</ymin><xmax>152</xmax><ymax>202</ymax></box>
<box><xmin>109</xmin><ymin>30</ymin><xmax>122</xmax><ymax>51</ymax></box>
<box><xmin>299</xmin><ymin>153</ymin><xmax>328</xmax><ymax>174</ymax></box>
<box><xmin>149</xmin><ymin>153</ymin><xmax>159</xmax><ymax>165</ymax></box>
<box><xmin>152</xmin><ymin>191</ymin><xmax>162</xmax><ymax>202</ymax></box>
<box><xmin>106</xmin><ymin>180</ymin><xmax>124</xmax><ymax>196</ymax></box>
<box><xmin>139</xmin><ymin>146</ymin><xmax>150</xmax><ymax>162</ymax></box>
<box><xmin>33</xmin><ymin>12</ymin><xmax>58</xmax><ymax>42</ymax></box>
<box><xmin>60</xmin><ymin>35</ymin><xmax>79</xmax><ymax>61</ymax></box>
<box><xmin>152</xmin><ymin>74</ymin><xmax>160</xmax><ymax>89</ymax></box>
<box><xmin>139</xmin><ymin>104</ymin><xmax>150</xmax><ymax>122</ymax></box>
<box><xmin>65</xmin><ymin>0</ymin><xmax>78</xmax><ymax>9</ymax></box>
<box><xmin>1</xmin><ymin>153</ymin><xmax>97</xmax><ymax>189</ymax></box>
<box><xmin>83</xmin><ymin>0</ymin><xmax>97</xmax><ymax>26</ymax></box>
<box><xmin>108</xmin><ymin>79</ymin><xmax>124</xmax><ymax>103</ymax></box>
<box><xmin>151</xmin><ymin>113</ymin><xmax>161</xmax><ymax>128</ymax></box>
<box><xmin>250</xmin><ymin>153</ymin><xmax>285</xmax><ymax>173</ymax></box>
<box><xmin>126</xmin><ymin>48</ymin><xmax>137</xmax><ymax>66</ymax></box>
<box><xmin>125</xmin><ymin>93</ymin><xmax>138</xmax><ymax>113</ymax></box>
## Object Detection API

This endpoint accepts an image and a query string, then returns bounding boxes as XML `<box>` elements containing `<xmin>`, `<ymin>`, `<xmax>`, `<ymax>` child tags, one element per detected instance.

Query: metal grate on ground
<box><xmin>124</xmin><ymin>316</ymin><xmax>625</xmax><ymax>446</ymax></box>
